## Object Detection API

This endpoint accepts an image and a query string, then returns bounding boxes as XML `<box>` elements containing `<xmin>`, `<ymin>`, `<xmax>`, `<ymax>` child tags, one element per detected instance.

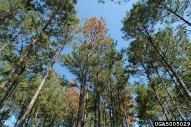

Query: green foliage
<box><xmin>122</xmin><ymin>0</ymin><xmax>191</xmax><ymax>125</ymax></box>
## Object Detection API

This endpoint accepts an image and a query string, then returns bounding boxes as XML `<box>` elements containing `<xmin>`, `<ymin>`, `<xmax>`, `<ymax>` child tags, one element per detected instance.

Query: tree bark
<box><xmin>165</xmin><ymin>67</ymin><xmax>190</xmax><ymax>107</ymax></box>
<box><xmin>97</xmin><ymin>91</ymin><xmax>101</xmax><ymax>127</ymax></box>
<box><xmin>141</xmin><ymin>26</ymin><xmax>191</xmax><ymax>99</ymax></box>
<box><xmin>0</xmin><ymin>12</ymin><xmax>56</xmax><ymax>90</ymax></box>
<box><xmin>141</xmin><ymin>62</ymin><xmax>170</xmax><ymax>121</ymax></box>
<box><xmin>152</xmin><ymin>63</ymin><xmax>185</xmax><ymax>120</ymax></box>
<box><xmin>31</xmin><ymin>105</ymin><xmax>40</xmax><ymax>127</ymax></box>
<box><xmin>0</xmin><ymin>59</ymin><xmax>30</xmax><ymax>109</ymax></box>
<box><xmin>77</xmin><ymin>83</ymin><xmax>86</xmax><ymax>127</ymax></box>
<box><xmin>97</xmin><ymin>72</ymin><xmax>101</xmax><ymax>127</ymax></box>
<box><xmin>162</xmin><ymin>4</ymin><xmax>191</xmax><ymax>27</ymax></box>
<box><xmin>94</xmin><ymin>92</ymin><xmax>97</xmax><ymax>127</ymax></box>
<box><xmin>17</xmin><ymin>40</ymin><xmax>65</xmax><ymax>127</ymax></box>
<box><xmin>0</xmin><ymin>30</ymin><xmax>22</xmax><ymax>52</ymax></box>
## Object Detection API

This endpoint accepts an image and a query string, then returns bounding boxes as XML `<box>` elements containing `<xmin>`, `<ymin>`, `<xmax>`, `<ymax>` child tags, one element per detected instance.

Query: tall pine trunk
<box><xmin>94</xmin><ymin>93</ymin><xmax>97</xmax><ymax>127</ymax></box>
<box><xmin>141</xmin><ymin>62</ymin><xmax>170</xmax><ymax>120</ymax></box>
<box><xmin>0</xmin><ymin>30</ymin><xmax>22</xmax><ymax>52</ymax></box>
<box><xmin>0</xmin><ymin>59</ymin><xmax>30</xmax><ymax>109</ymax></box>
<box><xmin>162</xmin><ymin>4</ymin><xmax>191</xmax><ymax>27</ymax></box>
<box><xmin>151</xmin><ymin>63</ymin><xmax>185</xmax><ymax>120</ymax></box>
<box><xmin>165</xmin><ymin>67</ymin><xmax>190</xmax><ymax>107</ymax></box>
<box><xmin>31</xmin><ymin>105</ymin><xmax>40</xmax><ymax>127</ymax></box>
<box><xmin>17</xmin><ymin>41</ymin><xmax>65</xmax><ymax>127</ymax></box>
<box><xmin>97</xmin><ymin>91</ymin><xmax>101</xmax><ymax>127</ymax></box>
<box><xmin>77</xmin><ymin>57</ymin><xmax>88</xmax><ymax>127</ymax></box>
<box><xmin>141</xmin><ymin>26</ymin><xmax>191</xmax><ymax>99</ymax></box>
<box><xmin>0</xmin><ymin>12</ymin><xmax>56</xmax><ymax>90</ymax></box>
<box><xmin>77</xmin><ymin>83</ymin><xmax>86</xmax><ymax>127</ymax></box>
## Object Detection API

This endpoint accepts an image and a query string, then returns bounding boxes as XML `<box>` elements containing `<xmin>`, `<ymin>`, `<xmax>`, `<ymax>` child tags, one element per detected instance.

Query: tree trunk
<box><xmin>165</xmin><ymin>67</ymin><xmax>190</xmax><ymax>107</ymax></box>
<box><xmin>97</xmin><ymin>71</ymin><xmax>101</xmax><ymax>127</ymax></box>
<box><xmin>103</xmin><ymin>100</ymin><xmax>106</xmax><ymax>127</ymax></box>
<box><xmin>0</xmin><ymin>80</ymin><xmax>19</xmax><ymax>109</ymax></box>
<box><xmin>155</xmin><ymin>90</ymin><xmax>170</xmax><ymax>121</ymax></box>
<box><xmin>0</xmin><ymin>30</ymin><xmax>22</xmax><ymax>52</ymax></box>
<box><xmin>17</xmin><ymin>40</ymin><xmax>65</xmax><ymax>127</ymax></box>
<box><xmin>77</xmin><ymin>82</ymin><xmax>86</xmax><ymax>127</ymax></box>
<box><xmin>0</xmin><ymin>12</ymin><xmax>56</xmax><ymax>90</ymax></box>
<box><xmin>117</xmin><ymin>86</ymin><xmax>122</xmax><ymax>126</ymax></box>
<box><xmin>109</xmin><ymin>104</ymin><xmax>112</xmax><ymax>127</ymax></box>
<box><xmin>0</xmin><ymin>58</ymin><xmax>30</xmax><ymax>109</ymax></box>
<box><xmin>97</xmin><ymin>91</ymin><xmax>101</xmax><ymax>127</ymax></box>
<box><xmin>31</xmin><ymin>105</ymin><xmax>40</xmax><ymax>127</ymax></box>
<box><xmin>152</xmin><ymin>63</ymin><xmax>185</xmax><ymax>120</ymax></box>
<box><xmin>94</xmin><ymin>92</ymin><xmax>97</xmax><ymax>127</ymax></box>
<box><xmin>141</xmin><ymin>26</ymin><xmax>191</xmax><ymax>99</ymax></box>
<box><xmin>110</xmin><ymin>91</ymin><xmax>115</xmax><ymax>127</ymax></box>
<box><xmin>84</xmin><ymin>84</ymin><xmax>88</xmax><ymax>126</ymax></box>
<box><xmin>17</xmin><ymin>66</ymin><xmax>53</xmax><ymax>127</ymax></box>
<box><xmin>141</xmin><ymin>62</ymin><xmax>170</xmax><ymax>120</ymax></box>
<box><xmin>162</xmin><ymin>4</ymin><xmax>191</xmax><ymax>27</ymax></box>
<box><xmin>169</xmin><ymin>107</ymin><xmax>177</xmax><ymax>121</ymax></box>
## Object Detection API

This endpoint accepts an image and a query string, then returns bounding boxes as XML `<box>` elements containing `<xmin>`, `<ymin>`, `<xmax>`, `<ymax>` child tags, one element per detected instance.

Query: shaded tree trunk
<box><xmin>77</xmin><ymin>83</ymin><xmax>86</xmax><ymax>127</ymax></box>
<box><xmin>0</xmin><ymin>30</ymin><xmax>22</xmax><ymax>52</ymax></box>
<box><xmin>31</xmin><ymin>105</ymin><xmax>40</xmax><ymax>127</ymax></box>
<box><xmin>141</xmin><ymin>62</ymin><xmax>170</xmax><ymax>120</ymax></box>
<box><xmin>17</xmin><ymin>40</ymin><xmax>65</xmax><ymax>127</ymax></box>
<box><xmin>141</xmin><ymin>25</ymin><xmax>191</xmax><ymax>99</ymax></box>
<box><xmin>94</xmin><ymin>93</ymin><xmax>97</xmax><ymax>127</ymax></box>
<box><xmin>165</xmin><ymin>67</ymin><xmax>190</xmax><ymax>107</ymax></box>
<box><xmin>162</xmin><ymin>4</ymin><xmax>191</xmax><ymax>27</ymax></box>
<box><xmin>0</xmin><ymin>12</ymin><xmax>56</xmax><ymax>90</ymax></box>
<box><xmin>97</xmin><ymin>91</ymin><xmax>101</xmax><ymax>127</ymax></box>
<box><xmin>152</xmin><ymin>63</ymin><xmax>185</xmax><ymax>120</ymax></box>
<box><xmin>0</xmin><ymin>58</ymin><xmax>30</xmax><ymax>109</ymax></box>
<box><xmin>154</xmin><ymin>90</ymin><xmax>170</xmax><ymax>121</ymax></box>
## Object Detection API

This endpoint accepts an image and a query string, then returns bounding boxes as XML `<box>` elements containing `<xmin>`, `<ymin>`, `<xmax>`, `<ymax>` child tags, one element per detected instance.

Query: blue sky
<box><xmin>54</xmin><ymin>0</ymin><xmax>138</xmax><ymax>82</ymax></box>
<box><xmin>76</xmin><ymin>0</ymin><xmax>135</xmax><ymax>50</ymax></box>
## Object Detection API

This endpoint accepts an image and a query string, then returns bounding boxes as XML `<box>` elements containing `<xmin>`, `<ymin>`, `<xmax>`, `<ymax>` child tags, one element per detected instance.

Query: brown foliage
<box><xmin>63</xmin><ymin>86</ymin><xmax>80</xmax><ymax>111</ymax></box>
<box><xmin>83</xmin><ymin>16</ymin><xmax>111</xmax><ymax>47</ymax></box>
<box><xmin>118</xmin><ymin>86</ymin><xmax>136</xmax><ymax>125</ymax></box>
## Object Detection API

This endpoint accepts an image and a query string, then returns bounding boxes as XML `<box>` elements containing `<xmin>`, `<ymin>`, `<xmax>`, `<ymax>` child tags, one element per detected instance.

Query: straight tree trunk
<box><xmin>94</xmin><ymin>92</ymin><xmax>97</xmax><ymax>127</ymax></box>
<box><xmin>141</xmin><ymin>62</ymin><xmax>170</xmax><ymax>120</ymax></box>
<box><xmin>141</xmin><ymin>26</ymin><xmax>191</xmax><ymax>99</ymax></box>
<box><xmin>142</xmin><ymin>63</ymin><xmax>172</xmax><ymax>121</ymax></box>
<box><xmin>77</xmin><ymin>51</ymin><xmax>90</xmax><ymax>127</ymax></box>
<box><xmin>151</xmin><ymin>63</ymin><xmax>185</xmax><ymax>120</ymax></box>
<box><xmin>103</xmin><ymin>100</ymin><xmax>106</xmax><ymax>127</ymax></box>
<box><xmin>77</xmin><ymin>83</ymin><xmax>86</xmax><ymax>127</ymax></box>
<box><xmin>110</xmin><ymin>90</ymin><xmax>115</xmax><ymax>127</ymax></box>
<box><xmin>117</xmin><ymin>87</ymin><xmax>123</xmax><ymax>126</ymax></box>
<box><xmin>0</xmin><ymin>30</ymin><xmax>22</xmax><ymax>52</ymax></box>
<box><xmin>165</xmin><ymin>67</ymin><xmax>190</xmax><ymax>107</ymax></box>
<box><xmin>31</xmin><ymin>105</ymin><xmax>40</xmax><ymax>127</ymax></box>
<box><xmin>162</xmin><ymin>4</ymin><xmax>191</xmax><ymax>27</ymax></box>
<box><xmin>97</xmin><ymin>72</ymin><xmax>101</xmax><ymax>127</ymax></box>
<box><xmin>84</xmin><ymin>84</ymin><xmax>88</xmax><ymax>125</ymax></box>
<box><xmin>0</xmin><ymin>58</ymin><xmax>30</xmax><ymax>109</ymax></box>
<box><xmin>0</xmin><ymin>12</ymin><xmax>56</xmax><ymax>90</ymax></box>
<box><xmin>17</xmin><ymin>65</ymin><xmax>52</xmax><ymax>127</ymax></box>
<box><xmin>109</xmin><ymin>104</ymin><xmax>112</xmax><ymax>127</ymax></box>
<box><xmin>169</xmin><ymin>107</ymin><xmax>177</xmax><ymax>121</ymax></box>
<box><xmin>154</xmin><ymin>90</ymin><xmax>170</xmax><ymax>121</ymax></box>
<box><xmin>97</xmin><ymin>91</ymin><xmax>101</xmax><ymax>127</ymax></box>
<box><xmin>17</xmin><ymin>40</ymin><xmax>65</xmax><ymax>127</ymax></box>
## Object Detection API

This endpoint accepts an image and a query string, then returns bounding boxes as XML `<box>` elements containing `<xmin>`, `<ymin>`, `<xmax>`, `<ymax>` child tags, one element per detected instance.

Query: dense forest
<box><xmin>0</xmin><ymin>0</ymin><xmax>190</xmax><ymax>126</ymax></box>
